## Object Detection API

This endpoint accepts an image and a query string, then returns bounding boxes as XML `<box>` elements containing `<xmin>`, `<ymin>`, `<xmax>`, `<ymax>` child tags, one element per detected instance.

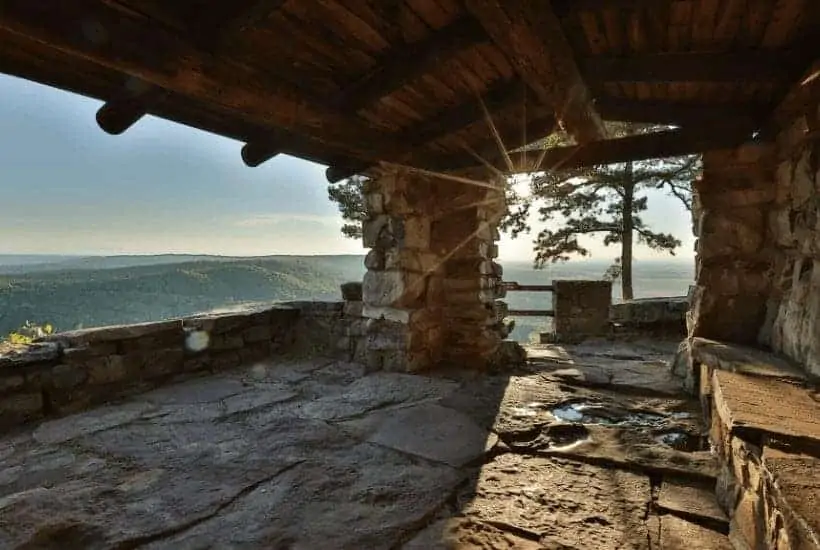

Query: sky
<box><xmin>0</xmin><ymin>74</ymin><xmax>695</xmax><ymax>263</ymax></box>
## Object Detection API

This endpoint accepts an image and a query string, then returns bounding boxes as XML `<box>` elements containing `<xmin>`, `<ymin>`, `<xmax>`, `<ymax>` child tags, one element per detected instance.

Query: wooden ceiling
<box><xmin>0</xmin><ymin>0</ymin><xmax>817</xmax><ymax>181</ymax></box>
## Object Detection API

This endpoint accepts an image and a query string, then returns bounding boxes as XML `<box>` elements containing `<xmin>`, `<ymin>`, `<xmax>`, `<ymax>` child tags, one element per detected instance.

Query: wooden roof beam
<box><xmin>595</xmin><ymin>97</ymin><xmax>765</xmax><ymax>127</ymax></box>
<box><xmin>464</xmin><ymin>0</ymin><xmax>606</xmax><ymax>143</ymax></box>
<box><xmin>324</xmin><ymin>79</ymin><xmax>544</xmax><ymax>182</ymax></box>
<box><xmin>0</xmin><ymin>1</ymin><xmax>408</xmax><ymax>164</ymax></box>
<box><xmin>334</xmin><ymin>17</ymin><xmax>488</xmax><ymax>112</ymax></box>
<box><xmin>551</xmin><ymin>0</ymin><xmax>662</xmax><ymax>15</ymax></box>
<box><xmin>95</xmin><ymin>0</ymin><xmax>288</xmax><ymax>150</ymax></box>
<box><xmin>582</xmin><ymin>51</ymin><xmax>803</xmax><ymax>84</ymax></box>
<box><xmin>487</xmin><ymin>126</ymin><xmax>760</xmax><ymax>174</ymax></box>
<box><xmin>327</xmin><ymin>113</ymin><xmax>557</xmax><ymax>182</ymax></box>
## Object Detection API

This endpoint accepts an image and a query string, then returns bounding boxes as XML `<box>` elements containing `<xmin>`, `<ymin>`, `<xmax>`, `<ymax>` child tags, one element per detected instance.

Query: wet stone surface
<box><xmin>0</xmin><ymin>339</ymin><xmax>730</xmax><ymax>549</ymax></box>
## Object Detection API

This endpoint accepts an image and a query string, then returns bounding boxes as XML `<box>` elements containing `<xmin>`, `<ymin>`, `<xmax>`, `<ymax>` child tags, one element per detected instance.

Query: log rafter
<box><xmin>0</xmin><ymin>0</ymin><xmax>411</xmax><ymax>165</ymax></box>
<box><xmin>581</xmin><ymin>50</ymin><xmax>806</xmax><ymax>84</ymax></box>
<box><xmin>595</xmin><ymin>97</ymin><xmax>765</xmax><ymax>127</ymax></box>
<box><xmin>460</xmin><ymin>125</ymin><xmax>761</xmax><ymax>174</ymax></box>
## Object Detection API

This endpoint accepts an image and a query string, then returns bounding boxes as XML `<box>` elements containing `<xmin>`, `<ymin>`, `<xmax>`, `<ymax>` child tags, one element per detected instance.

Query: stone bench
<box><xmin>691</xmin><ymin>338</ymin><xmax>820</xmax><ymax>549</ymax></box>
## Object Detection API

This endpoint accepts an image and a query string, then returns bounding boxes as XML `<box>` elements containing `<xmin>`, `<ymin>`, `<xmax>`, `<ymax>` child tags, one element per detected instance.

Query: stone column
<box><xmin>688</xmin><ymin>143</ymin><xmax>776</xmax><ymax>344</ymax></box>
<box><xmin>361</xmin><ymin>167</ymin><xmax>504</xmax><ymax>372</ymax></box>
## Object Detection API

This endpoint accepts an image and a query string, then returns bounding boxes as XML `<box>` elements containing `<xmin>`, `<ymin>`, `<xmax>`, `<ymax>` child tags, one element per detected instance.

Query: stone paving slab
<box><xmin>460</xmin><ymin>453</ymin><xmax>652</xmax><ymax>549</ymax></box>
<box><xmin>657</xmin><ymin>478</ymin><xmax>728</xmax><ymax>526</ymax></box>
<box><xmin>0</xmin><ymin>341</ymin><xmax>733</xmax><ymax>549</ymax></box>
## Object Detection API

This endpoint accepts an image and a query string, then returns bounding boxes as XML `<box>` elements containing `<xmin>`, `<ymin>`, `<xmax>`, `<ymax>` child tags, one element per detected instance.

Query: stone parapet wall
<box><xmin>551</xmin><ymin>280</ymin><xmax>612</xmax><ymax>342</ymax></box>
<box><xmin>0</xmin><ymin>301</ymin><xmax>357</xmax><ymax>433</ymax></box>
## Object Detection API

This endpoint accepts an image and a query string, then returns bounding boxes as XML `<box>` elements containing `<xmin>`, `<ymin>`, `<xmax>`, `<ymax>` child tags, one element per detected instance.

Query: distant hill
<box><xmin>0</xmin><ymin>255</ymin><xmax>365</xmax><ymax>335</ymax></box>
<box><xmin>0</xmin><ymin>254</ymin><xmax>693</xmax><ymax>342</ymax></box>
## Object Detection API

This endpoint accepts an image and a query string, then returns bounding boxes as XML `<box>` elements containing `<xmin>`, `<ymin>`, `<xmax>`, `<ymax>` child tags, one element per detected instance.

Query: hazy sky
<box><xmin>0</xmin><ymin>74</ymin><xmax>695</xmax><ymax>263</ymax></box>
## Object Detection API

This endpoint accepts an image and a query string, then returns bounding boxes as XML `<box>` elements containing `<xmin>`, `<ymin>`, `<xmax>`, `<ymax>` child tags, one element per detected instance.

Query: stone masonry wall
<box><xmin>361</xmin><ymin>167</ymin><xmax>504</xmax><ymax>372</ymax></box>
<box><xmin>688</xmin><ymin>143</ymin><xmax>777</xmax><ymax>345</ymax></box>
<box><xmin>760</xmin><ymin>104</ymin><xmax>820</xmax><ymax>377</ymax></box>
<box><xmin>0</xmin><ymin>301</ymin><xmax>358</xmax><ymax>433</ymax></box>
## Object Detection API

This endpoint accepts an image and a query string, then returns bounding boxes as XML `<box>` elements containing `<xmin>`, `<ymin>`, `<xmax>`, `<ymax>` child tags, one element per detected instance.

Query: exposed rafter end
<box><xmin>326</xmin><ymin>164</ymin><xmax>366</xmax><ymax>183</ymax></box>
<box><xmin>96</xmin><ymin>84</ymin><xmax>165</xmax><ymax>135</ymax></box>
<box><xmin>241</xmin><ymin>142</ymin><xmax>282</xmax><ymax>167</ymax></box>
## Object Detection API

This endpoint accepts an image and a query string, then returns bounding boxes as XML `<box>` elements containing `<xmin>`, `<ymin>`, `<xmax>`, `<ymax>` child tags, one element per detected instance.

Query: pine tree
<box><xmin>528</xmin><ymin>147</ymin><xmax>699</xmax><ymax>300</ymax></box>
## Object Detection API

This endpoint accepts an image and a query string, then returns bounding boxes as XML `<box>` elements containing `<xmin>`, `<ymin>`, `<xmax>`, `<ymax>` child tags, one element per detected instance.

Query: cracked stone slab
<box><xmin>460</xmin><ymin>453</ymin><xmax>652</xmax><ymax>549</ymax></box>
<box><xmin>291</xmin><ymin>372</ymin><xmax>459</xmax><ymax>422</ymax></box>
<box><xmin>139</xmin><ymin>376</ymin><xmax>250</xmax><ymax>405</ymax></box>
<box><xmin>527</xmin><ymin>343</ymin><xmax>684</xmax><ymax>396</ymax></box>
<box><xmin>402</xmin><ymin>517</ymin><xmax>542</xmax><ymax>549</ymax></box>
<box><xmin>340</xmin><ymin>403</ymin><xmax>498</xmax><ymax>468</ymax></box>
<box><xmin>139</xmin><ymin>443</ymin><xmax>464</xmax><ymax>550</ymax></box>
<box><xmin>33</xmin><ymin>401</ymin><xmax>155</xmax><ymax>445</ymax></box>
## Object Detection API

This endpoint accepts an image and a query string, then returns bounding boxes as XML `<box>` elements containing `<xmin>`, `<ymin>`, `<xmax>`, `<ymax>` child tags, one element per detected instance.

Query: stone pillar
<box><xmin>688</xmin><ymin>143</ymin><xmax>776</xmax><ymax>344</ymax></box>
<box><xmin>361</xmin><ymin>167</ymin><xmax>504</xmax><ymax>372</ymax></box>
<box><xmin>552</xmin><ymin>280</ymin><xmax>612</xmax><ymax>342</ymax></box>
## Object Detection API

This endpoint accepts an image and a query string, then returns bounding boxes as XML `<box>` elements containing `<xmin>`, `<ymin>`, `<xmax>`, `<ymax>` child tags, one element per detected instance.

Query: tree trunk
<box><xmin>621</xmin><ymin>163</ymin><xmax>635</xmax><ymax>301</ymax></box>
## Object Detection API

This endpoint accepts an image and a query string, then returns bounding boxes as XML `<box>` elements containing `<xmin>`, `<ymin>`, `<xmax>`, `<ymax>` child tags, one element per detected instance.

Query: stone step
<box><xmin>699</xmin><ymin>356</ymin><xmax>820</xmax><ymax>550</ymax></box>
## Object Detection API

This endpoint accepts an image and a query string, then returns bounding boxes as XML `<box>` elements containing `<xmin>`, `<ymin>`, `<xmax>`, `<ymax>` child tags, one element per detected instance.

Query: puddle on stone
<box><xmin>656</xmin><ymin>431</ymin><xmax>707</xmax><ymax>452</ymax></box>
<box><xmin>551</xmin><ymin>401</ymin><xmax>667</xmax><ymax>428</ymax></box>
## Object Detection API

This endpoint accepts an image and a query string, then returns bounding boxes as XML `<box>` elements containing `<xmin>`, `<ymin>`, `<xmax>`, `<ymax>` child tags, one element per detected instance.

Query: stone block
<box><xmin>87</xmin><ymin>355</ymin><xmax>129</xmax><ymax>385</ymax></box>
<box><xmin>340</xmin><ymin>281</ymin><xmax>363</xmax><ymax>301</ymax></box>
<box><xmin>364</xmin><ymin>248</ymin><xmax>386</xmax><ymax>270</ymax></box>
<box><xmin>0</xmin><ymin>374</ymin><xmax>25</xmax><ymax>394</ymax></box>
<box><xmin>118</xmin><ymin>330</ymin><xmax>183</xmax><ymax>354</ymax></box>
<box><xmin>698</xmin><ymin>208</ymin><xmax>766</xmax><ymax>260</ymax></box>
<box><xmin>343</xmin><ymin>301</ymin><xmax>363</xmax><ymax>318</ymax></box>
<box><xmin>479</xmin><ymin>260</ymin><xmax>503</xmax><ymax>277</ymax></box>
<box><xmin>209</xmin><ymin>333</ymin><xmax>245</xmax><ymax>351</ymax></box>
<box><xmin>365</xmin><ymin>191</ymin><xmax>384</xmax><ymax>215</ymax></box>
<box><xmin>0</xmin><ymin>392</ymin><xmax>43</xmax><ymax>425</ymax></box>
<box><xmin>362</xmin><ymin>269</ymin><xmax>426</xmax><ymax>308</ymax></box>
<box><xmin>137</xmin><ymin>349</ymin><xmax>186</xmax><ymax>380</ymax></box>
<box><xmin>476</xmin><ymin>221</ymin><xmax>500</xmax><ymax>242</ymax></box>
<box><xmin>242</xmin><ymin>324</ymin><xmax>272</xmax><ymax>344</ymax></box>
<box><xmin>238</xmin><ymin>341</ymin><xmax>273</xmax><ymax>364</ymax></box>
<box><xmin>50</xmin><ymin>363</ymin><xmax>88</xmax><ymax>389</ymax></box>
<box><xmin>61</xmin><ymin>343</ymin><xmax>118</xmax><ymax>362</ymax></box>
<box><xmin>384</xmin><ymin>248</ymin><xmax>439</xmax><ymax>273</ymax></box>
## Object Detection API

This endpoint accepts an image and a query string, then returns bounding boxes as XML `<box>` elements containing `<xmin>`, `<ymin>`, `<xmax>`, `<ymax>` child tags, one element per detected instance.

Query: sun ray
<box><xmin>383</xmin><ymin>162</ymin><xmax>501</xmax><ymax>191</ymax></box>
<box><xmin>478</xmin><ymin>94</ymin><xmax>515</xmax><ymax>173</ymax></box>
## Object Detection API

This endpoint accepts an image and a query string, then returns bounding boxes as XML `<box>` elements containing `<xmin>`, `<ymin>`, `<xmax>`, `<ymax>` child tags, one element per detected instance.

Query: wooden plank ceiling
<box><xmin>0</xmin><ymin>0</ymin><xmax>817</xmax><ymax>181</ymax></box>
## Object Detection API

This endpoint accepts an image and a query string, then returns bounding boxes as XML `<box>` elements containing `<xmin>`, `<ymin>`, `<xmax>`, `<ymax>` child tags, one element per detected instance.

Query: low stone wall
<box><xmin>610</xmin><ymin>296</ymin><xmax>689</xmax><ymax>337</ymax></box>
<box><xmin>0</xmin><ymin>301</ymin><xmax>358</xmax><ymax>433</ymax></box>
<box><xmin>551</xmin><ymin>280</ymin><xmax>612</xmax><ymax>342</ymax></box>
